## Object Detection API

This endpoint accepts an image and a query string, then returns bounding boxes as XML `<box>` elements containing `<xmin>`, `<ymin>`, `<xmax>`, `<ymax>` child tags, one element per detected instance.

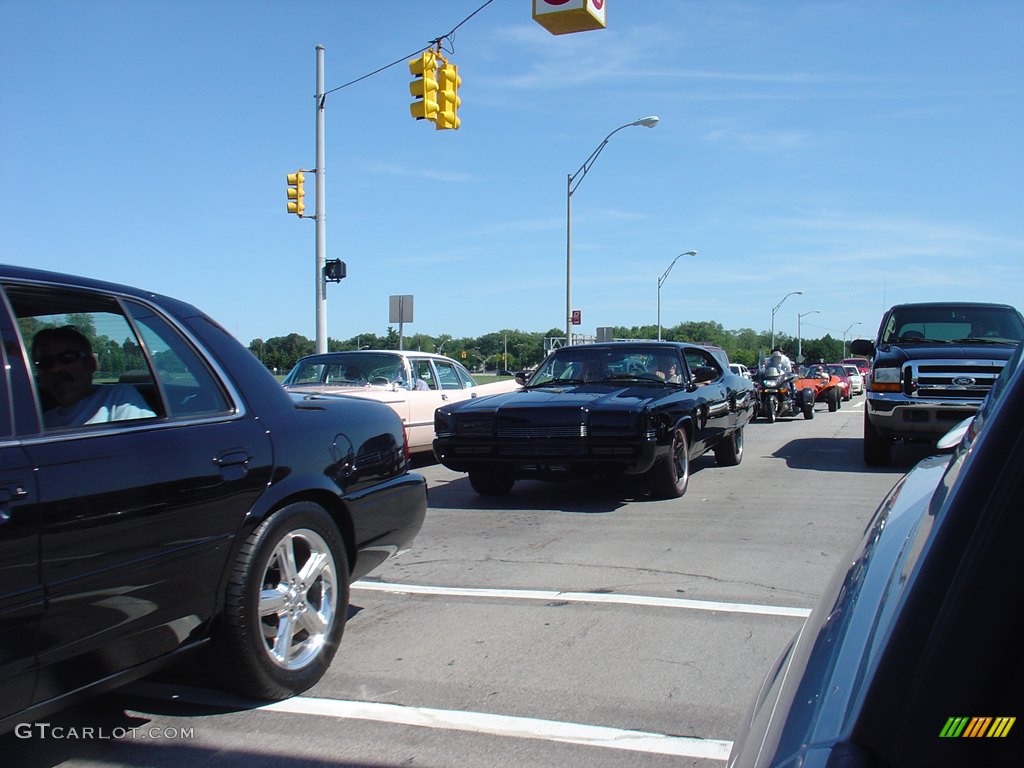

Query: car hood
<box><xmin>439</xmin><ymin>383</ymin><xmax>666</xmax><ymax>415</ymax></box>
<box><xmin>875</xmin><ymin>342</ymin><xmax>1016</xmax><ymax>362</ymax></box>
<box><xmin>729</xmin><ymin>453</ymin><xmax>953</xmax><ymax>767</ymax></box>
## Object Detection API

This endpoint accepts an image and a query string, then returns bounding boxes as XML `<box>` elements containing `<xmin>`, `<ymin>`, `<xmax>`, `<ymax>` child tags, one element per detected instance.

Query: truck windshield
<box><xmin>881</xmin><ymin>306</ymin><xmax>1024</xmax><ymax>345</ymax></box>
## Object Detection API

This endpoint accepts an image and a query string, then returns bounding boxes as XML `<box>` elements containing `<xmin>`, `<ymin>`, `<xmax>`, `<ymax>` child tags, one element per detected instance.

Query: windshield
<box><xmin>881</xmin><ymin>306</ymin><xmax>1024</xmax><ymax>345</ymax></box>
<box><xmin>528</xmin><ymin>347</ymin><xmax>683</xmax><ymax>386</ymax></box>
<box><xmin>283</xmin><ymin>352</ymin><xmax>408</xmax><ymax>387</ymax></box>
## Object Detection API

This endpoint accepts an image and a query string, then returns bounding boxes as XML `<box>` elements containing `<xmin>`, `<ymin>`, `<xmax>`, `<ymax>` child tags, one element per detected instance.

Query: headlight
<box><xmin>763</xmin><ymin>378</ymin><xmax>781</xmax><ymax>387</ymax></box>
<box><xmin>872</xmin><ymin>368</ymin><xmax>900</xmax><ymax>384</ymax></box>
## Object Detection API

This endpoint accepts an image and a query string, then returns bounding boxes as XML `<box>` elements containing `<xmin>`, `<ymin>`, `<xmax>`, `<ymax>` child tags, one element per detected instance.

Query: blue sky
<box><xmin>3</xmin><ymin>1</ymin><xmax>1022</xmax><ymax>348</ymax></box>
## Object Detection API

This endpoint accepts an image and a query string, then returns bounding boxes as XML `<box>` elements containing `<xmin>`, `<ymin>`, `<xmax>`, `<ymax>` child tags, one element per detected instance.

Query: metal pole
<box><xmin>565</xmin><ymin>173</ymin><xmax>572</xmax><ymax>348</ymax></box>
<box><xmin>797</xmin><ymin>314</ymin><xmax>802</xmax><ymax>360</ymax></box>
<box><xmin>314</xmin><ymin>45</ymin><xmax>328</xmax><ymax>354</ymax></box>
<box><xmin>657</xmin><ymin>279</ymin><xmax>662</xmax><ymax>342</ymax></box>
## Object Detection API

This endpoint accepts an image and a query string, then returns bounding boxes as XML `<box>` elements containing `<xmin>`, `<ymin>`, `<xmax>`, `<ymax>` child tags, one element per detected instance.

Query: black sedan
<box><xmin>728</xmin><ymin>339</ymin><xmax>1024</xmax><ymax>766</ymax></box>
<box><xmin>0</xmin><ymin>264</ymin><xmax>427</xmax><ymax>733</ymax></box>
<box><xmin>433</xmin><ymin>342</ymin><xmax>755</xmax><ymax>499</ymax></box>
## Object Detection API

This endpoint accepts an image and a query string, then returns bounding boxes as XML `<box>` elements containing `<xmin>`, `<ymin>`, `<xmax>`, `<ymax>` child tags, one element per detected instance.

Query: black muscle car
<box><xmin>433</xmin><ymin>342</ymin><xmax>755</xmax><ymax>499</ymax></box>
<box><xmin>0</xmin><ymin>264</ymin><xmax>427</xmax><ymax>733</ymax></box>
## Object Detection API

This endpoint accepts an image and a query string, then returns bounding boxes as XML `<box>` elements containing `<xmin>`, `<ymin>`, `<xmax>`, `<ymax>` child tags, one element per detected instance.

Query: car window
<box><xmin>125</xmin><ymin>300</ymin><xmax>231</xmax><ymax>418</ymax></box>
<box><xmin>434</xmin><ymin>361</ymin><xmax>464</xmax><ymax>390</ymax></box>
<box><xmin>289</xmin><ymin>361</ymin><xmax>328</xmax><ymax>384</ymax></box>
<box><xmin>455</xmin><ymin>363</ymin><xmax>476</xmax><ymax>388</ymax></box>
<box><xmin>8</xmin><ymin>285</ymin><xmax>233</xmax><ymax>429</ymax></box>
<box><xmin>411</xmin><ymin>359</ymin><xmax>437</xmax><ymax>390</ymax></box>
<box><xmin>8</xmin><ymin>286</ymin><xmax>163</xmax><ymax>430</ymax></box>
<box><xmin>683</xmin><ymin>348</ymin><xmax>722</xmax><ymax>378</ymax></box>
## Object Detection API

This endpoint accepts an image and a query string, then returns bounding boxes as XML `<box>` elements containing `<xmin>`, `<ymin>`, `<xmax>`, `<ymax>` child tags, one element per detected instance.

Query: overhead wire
<box><xmin>321</xmin><ymin>0</ymin><xmax>495</xmax><ymax>97</ymax></box>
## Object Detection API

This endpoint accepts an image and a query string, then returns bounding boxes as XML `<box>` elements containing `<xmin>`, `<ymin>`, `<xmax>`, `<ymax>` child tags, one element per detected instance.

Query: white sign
<box><xmin>533</xmin><ymin>0</ymin><xmax>606</xmax><ymax>35</ymax></box>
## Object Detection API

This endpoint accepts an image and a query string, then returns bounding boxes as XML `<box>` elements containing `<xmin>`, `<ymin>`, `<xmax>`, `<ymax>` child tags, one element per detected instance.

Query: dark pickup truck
<box><xmin>851</xmin><ymin>302</ymin><xmax>1024</xmax><ymax>465</ymax></box>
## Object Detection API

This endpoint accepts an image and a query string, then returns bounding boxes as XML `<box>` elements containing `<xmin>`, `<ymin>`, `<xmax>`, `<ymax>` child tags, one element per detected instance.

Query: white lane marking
<box><xmin>352</xmin><ymin>581</ymin><xmax>811</xmax><ymax>618</ymax></box>
<box><xmin>126</xmin><ymin>682</ymin><xmax>733</xmax><ymax>761</ymax></box>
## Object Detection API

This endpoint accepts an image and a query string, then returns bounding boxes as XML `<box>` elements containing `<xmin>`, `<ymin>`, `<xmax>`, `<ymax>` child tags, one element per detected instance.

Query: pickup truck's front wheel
<box><xmin>863</xmin><ymin>410</ymin><xmax>892</xmax><ymax>466</ymax></box>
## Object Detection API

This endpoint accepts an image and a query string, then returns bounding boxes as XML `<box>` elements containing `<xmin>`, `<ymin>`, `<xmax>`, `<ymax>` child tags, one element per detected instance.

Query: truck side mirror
<box><xmin>850</xmin><ymin>338</ymin><xmax>875</xmax><ymax>357</ymax></box>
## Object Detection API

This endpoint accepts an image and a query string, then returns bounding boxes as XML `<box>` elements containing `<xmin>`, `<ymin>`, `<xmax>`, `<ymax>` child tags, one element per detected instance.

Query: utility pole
<box><xmin>314</xmin><ymin>44</ymin><xmax>328</xmax><ymax>353</ymax></box>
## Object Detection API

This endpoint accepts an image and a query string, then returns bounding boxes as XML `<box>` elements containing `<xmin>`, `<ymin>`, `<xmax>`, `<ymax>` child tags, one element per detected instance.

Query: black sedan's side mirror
<box><xmin>514</xmin><ymin>371</ymin><xmax>530</xmax><ymax>387</ymax></box>
<box><xmin>692</xmin><ymin>366</ymin><xmax>718</xmax><ymax>384</ymax></box>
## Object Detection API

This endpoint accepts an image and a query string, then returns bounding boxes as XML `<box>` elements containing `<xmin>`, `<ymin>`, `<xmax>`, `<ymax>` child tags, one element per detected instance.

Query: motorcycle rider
<box><xmin>768</xmin><ymin>347</ymin><xmax>793</xmax><ymax>374</ymax></box>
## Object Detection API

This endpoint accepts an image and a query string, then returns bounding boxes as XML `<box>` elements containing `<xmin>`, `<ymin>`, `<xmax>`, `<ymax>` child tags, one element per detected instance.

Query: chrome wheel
<box><xmin>259</xmin><ymin>528</ymin><xmax>339</xmax><ymax>670</ymax></box>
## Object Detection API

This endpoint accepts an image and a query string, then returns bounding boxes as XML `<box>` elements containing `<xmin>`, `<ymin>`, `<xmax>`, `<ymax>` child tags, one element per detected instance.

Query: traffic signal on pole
<box><xmin>408</xmin><ymin>51</ymin><xmax>439</xmax><ymax>122</ymax></box>
<box><xmin>324</xmin><ymin>259</ymin><xmax>346</xmax><ymax>282</ymax></box>
<box><xmin>286</xmin><ymin>171</ymin><xmax>305</xmax><ymax>216</ymax></box>
<box><xmin>435</xmin><ymin>61</ymin><xmax>461</xmax><ymax>130</ymax></box>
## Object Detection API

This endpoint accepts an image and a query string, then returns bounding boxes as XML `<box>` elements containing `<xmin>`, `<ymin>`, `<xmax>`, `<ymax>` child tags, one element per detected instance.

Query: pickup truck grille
<box><xmin>905</xmin><ymin>359</ymin><xmax>1005</xmax><ymax>399</ymax></box>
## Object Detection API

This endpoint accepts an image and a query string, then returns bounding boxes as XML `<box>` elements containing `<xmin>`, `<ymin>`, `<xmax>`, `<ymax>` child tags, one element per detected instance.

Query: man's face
<box><xmin>33</xmin><ymin>338</ymin><xmax>96</xmax><ymax>408</ymax></box>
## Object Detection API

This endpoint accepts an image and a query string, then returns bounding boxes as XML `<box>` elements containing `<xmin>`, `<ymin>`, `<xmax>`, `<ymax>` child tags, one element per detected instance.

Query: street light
<box><xmin>566</xmin><ymin>115</ymin><xmax>660</xmax><ymax>346</ymax></box>
<box><xmin>843</xmin><ymin>321</ymin><xmax>862</xmax><ymax>356</ymax></box>
<box><xmin>770</xmin><ymin>290</ymin><xmax>803</xmax><ymax>349</ymax></box>
<box><xmin>797</xmin><ymin>310</ymin><xmax>821</xmax><ymax>362</ymax></box>
<box><xmin>657</xmin><ymin>250</ymin><xmax>697</xmax><ymax>341</ymax></box>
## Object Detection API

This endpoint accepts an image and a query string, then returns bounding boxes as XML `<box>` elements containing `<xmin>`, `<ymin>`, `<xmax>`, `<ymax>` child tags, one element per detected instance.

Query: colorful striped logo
<box><xmin>940</xmin><ymin>716</ymin><xmax>1016</xmax><ymax>738</ymax></box>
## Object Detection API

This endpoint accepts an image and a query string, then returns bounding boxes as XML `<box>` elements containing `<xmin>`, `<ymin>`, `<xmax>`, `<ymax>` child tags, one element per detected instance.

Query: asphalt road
<box><xmin>6</xmin><ymin>397</ymin><xmax>942</xmax><ymax>768</ymax></box>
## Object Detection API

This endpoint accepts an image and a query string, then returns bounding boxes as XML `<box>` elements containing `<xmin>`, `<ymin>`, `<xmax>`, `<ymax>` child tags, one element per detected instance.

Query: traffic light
<box><xmin>286</xmin><ymin>171</ymin><xmax>305</xmax><ymax>216</ymax></box>
<box><xmin>324</xmin><ymin>259</ymin><xmax>346</xmax><ymax>282</ymax></box>
<box><xmin>408</xmin><ymin>51</ymin><xmax>439</xmax><ymax>122</ymax></box>
<box><xmin>435</xmin><ymin>61</ymin><xmax>461</xmax><ymax>130</ymax></box>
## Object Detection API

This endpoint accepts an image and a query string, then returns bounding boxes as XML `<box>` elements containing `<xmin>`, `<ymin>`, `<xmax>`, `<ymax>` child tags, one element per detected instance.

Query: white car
<box><xmin>842</xmin><ymin>364</ymin><xmax>864</xmax><ymax>395</ymax></box>
<box><xmin>283</xmin><ymin>350</ymin><xmax>519</xmax><ymax>453</ymax></box>
<box><xmin>729</xmin><ymin>362</ymin><xmax>751</xmax><ymax>378</ymax></box>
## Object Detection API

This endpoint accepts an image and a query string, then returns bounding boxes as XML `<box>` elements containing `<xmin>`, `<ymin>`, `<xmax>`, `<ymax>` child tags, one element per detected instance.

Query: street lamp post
<box><xmin>797</xmin><ymin>310</ymin><xmax>821</xmax><ymax>362</ymax></box>
<box><xmin>566</xmin><ymin>115</ymin><xmax>659</xmax><ymax>347</ymax></box>
<box><xmin>657</xmin><ymin>250</ymin><xmax>697</xmax><ymax>341</ymax></box>
<box><xmin>843</xmin><ymin>321</ymin><xmax>862</xmax><ymax>356</ymax></box>
<box><xmin>770</xmin><ymin>290</ymin><xmax>804</xmax><ymax>349</ymax></box>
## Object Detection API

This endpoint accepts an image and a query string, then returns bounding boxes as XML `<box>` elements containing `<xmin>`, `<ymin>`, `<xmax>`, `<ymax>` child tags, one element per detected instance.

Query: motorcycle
<box><xmin>754</xmin><ymin>366</ymin><xmax>815</xmax><ymax>422</ymax></box>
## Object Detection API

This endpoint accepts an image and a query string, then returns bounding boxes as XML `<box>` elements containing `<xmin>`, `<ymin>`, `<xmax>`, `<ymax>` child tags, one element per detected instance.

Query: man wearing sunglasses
<box><xmin>31</xmin><ymin>325</ymin><xmax>156</xmax><ymax>429</ymax></box>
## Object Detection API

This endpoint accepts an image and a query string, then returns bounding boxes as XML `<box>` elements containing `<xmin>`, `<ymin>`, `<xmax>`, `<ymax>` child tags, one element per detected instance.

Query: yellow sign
<box><xmin>533</xmin><ymin>0</ymin><xmax>606</xmax><ymax>36</ymax></box>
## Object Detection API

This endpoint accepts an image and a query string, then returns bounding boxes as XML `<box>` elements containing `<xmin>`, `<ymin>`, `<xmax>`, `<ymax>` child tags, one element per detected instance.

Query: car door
<box><xmin>682</xmin><ymin>347</ymin><xmax>732</xmax><ymax>452</ymax></box>
<box><xmin>6</xmin><ymin>284</ymin><xmax>274</xmax><ymax>702</ymax></box>
<box><xmin>406</xmin><ymin>357</ymin><xmax>449</xmax><ymax>449</ymax></box>
<box><xmin>0</xmin><ymin>317</ymin><xmax>41</xmax><ymax>724</ymax></box>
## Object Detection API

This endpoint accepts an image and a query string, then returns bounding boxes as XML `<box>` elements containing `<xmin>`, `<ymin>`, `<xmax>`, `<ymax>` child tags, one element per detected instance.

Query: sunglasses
<box><xmin>33</xmin><ymin>350</ymin><xmax>91</xmax><ymax>370</ymax></box>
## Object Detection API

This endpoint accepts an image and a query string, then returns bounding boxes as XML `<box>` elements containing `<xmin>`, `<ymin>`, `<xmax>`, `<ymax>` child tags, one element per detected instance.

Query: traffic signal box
<box><xmin>286</xmin><ymin>171</ymin><xmax>305</xmax><ymax>216</ymax></box>
<box><xmin>408</xmin><ymin>51</ymin><xmax>439</xmax><ymax>121</ymax></box>
<box><xmin>409</xmin><ymin>49</ymin><xmax>461</xmax><ymax>130</ymax></box>
<box><xmin>435</xmin><ymin>62</ymin><xmax>461</xmax><ymax>130</ymax></box>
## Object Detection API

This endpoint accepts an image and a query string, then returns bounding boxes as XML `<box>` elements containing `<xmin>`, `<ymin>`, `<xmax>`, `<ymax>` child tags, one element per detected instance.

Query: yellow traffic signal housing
<box><xmin>286</xmin><ymin>171</ymin><xmax>305</xmax><ymax>216</ymax></box>
<box><xmin>435</xmin><ymin>62</ymin><xmax>461</xmax><ymax>130</ymax></box>
<box><xmin>408</xmin><ymin>51</ymin><xmax>439</xmax><ymax>121</ymax></box>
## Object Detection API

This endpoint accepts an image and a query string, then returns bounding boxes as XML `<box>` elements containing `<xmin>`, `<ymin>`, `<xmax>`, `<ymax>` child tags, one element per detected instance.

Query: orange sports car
<box><xmin>794</xmin><ymin>364</ymin><xmax>844</xmax><ymax>412</ymax></box>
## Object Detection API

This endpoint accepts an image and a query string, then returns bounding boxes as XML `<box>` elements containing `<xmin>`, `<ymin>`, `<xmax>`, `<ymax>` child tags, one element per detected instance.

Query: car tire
<box><xmin>468</xmin><ymin>467</ymin><xmax>515</xmax><ymax>496</ymax></box>
<box><xmin>648</xmin><ymin>428</ymin><xmax>690</xmax><ymax>499</ymax></box>
<box><xmin>714</xmin><ymin>427</ymin><xmax>744</xmax><ymax>466</ymax></box>
<box><xmin>214</xmin><ymin>501</ymin><xmax>349</xmax><ymax>699</ymax></box>
<box><xmin>827</xmin><ymin>388</ymin><xmax>839</xmax><ymax>412</ymax></box>
<box><xmin>863</xmin><ymin>410</ymin><xmax>892</xmax><ymax>466</ymax></box>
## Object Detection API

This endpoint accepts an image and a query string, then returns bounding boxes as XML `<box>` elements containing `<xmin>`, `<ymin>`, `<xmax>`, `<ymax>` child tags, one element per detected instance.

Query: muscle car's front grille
<box><xmin>496</xmin><ymin>425</ymin><xmax>588</xmax><ymax>439</ymax></box>
<box><xmin>454</xmin><ymin>417</ymin><xmax>494</xmax><ymax>436</ymax></box>
<box><xmin>500</xmin><ymin>444</ymin><xmax>587</xmax><ymax>456</ymax></box>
